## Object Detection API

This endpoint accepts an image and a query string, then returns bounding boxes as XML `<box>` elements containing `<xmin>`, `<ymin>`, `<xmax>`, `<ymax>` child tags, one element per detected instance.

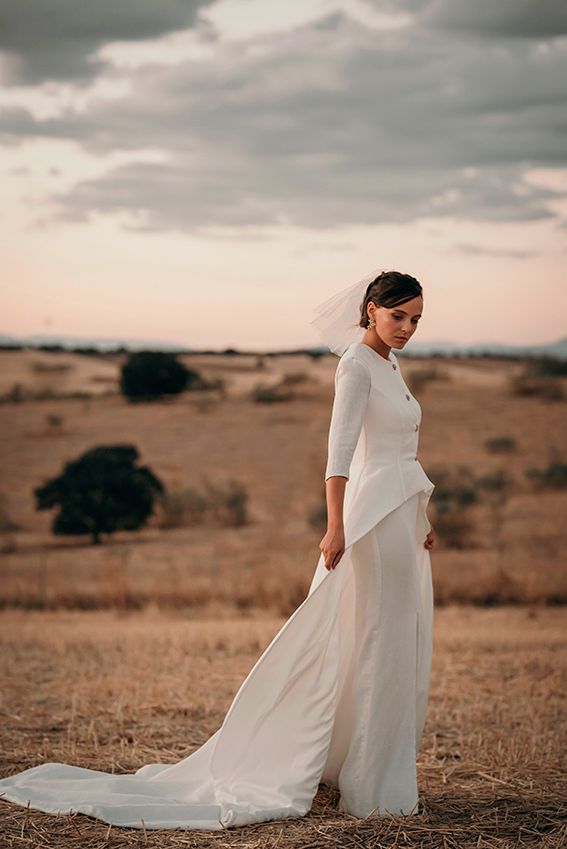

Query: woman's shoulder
<box><xmin>333</xmin><ymin>344</ymin><xmax>373</xmax><ymax>389</ymax></box>
<box><xmin>338</xmin><ymin>343</ymin><xmax>372</xmax><ymax>372</ymax></box>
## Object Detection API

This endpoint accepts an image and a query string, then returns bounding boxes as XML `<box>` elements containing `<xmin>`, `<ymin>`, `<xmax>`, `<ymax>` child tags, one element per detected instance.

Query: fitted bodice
<box><xmin>324</xmin><ymin>342</ymin><xmax>434</xmax><ymax>545</ymax></box>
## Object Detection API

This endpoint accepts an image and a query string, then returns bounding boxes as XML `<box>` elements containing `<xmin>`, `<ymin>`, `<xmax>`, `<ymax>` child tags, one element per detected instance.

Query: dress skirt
<box><xmin>0</xmin><ymin>490</ymin><xmax>434</xmax><ymax>830</ymax></box>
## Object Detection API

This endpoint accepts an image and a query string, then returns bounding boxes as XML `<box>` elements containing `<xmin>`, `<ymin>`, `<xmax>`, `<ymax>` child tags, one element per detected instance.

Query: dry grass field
<box><xmin>0</xmin><ymin>349</ymin><xmax>565</xmax><ymax>612</ymax></box>
<box><xmin>0</xmin><ymin>606</ymin><xmax>565</xmax><ymax>847</ymax></box>
<box><xmin>0</xmin><ymin>349</ymin><xmax>566</xmax><ymax>846</ymax></box>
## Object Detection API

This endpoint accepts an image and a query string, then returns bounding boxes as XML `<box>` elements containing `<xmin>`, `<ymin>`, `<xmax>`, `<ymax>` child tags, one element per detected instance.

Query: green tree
<box><xmin>34</xmin><ymin>444</ymin><xmax>164</xmax><ymax>545</ymax></box>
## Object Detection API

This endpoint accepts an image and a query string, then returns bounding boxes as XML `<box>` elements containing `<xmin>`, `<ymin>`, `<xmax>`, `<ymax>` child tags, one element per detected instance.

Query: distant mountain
<box><xmin>0</xmin><ymin>333</ymin><xmax>192</xmax><ymax>352</ymax></box>
<box><xmin>401</xmin><ymin>337</ymin><xmax>567</xmax><ymax>359</ymax></box>
<box><xmin>1</xmin><ymin>332</ymin><xmax>566</xmax><ymax>359</ymax></box>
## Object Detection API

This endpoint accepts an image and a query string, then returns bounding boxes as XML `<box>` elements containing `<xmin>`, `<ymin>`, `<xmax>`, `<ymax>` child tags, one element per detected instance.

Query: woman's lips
<box><xmin>395</xmin><ymin>337</ymin><xmax>408</xmax><ymax>342</ymax></box>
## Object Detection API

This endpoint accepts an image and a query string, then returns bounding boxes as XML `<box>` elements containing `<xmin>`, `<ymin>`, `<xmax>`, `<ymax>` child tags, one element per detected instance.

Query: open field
<box><xmin>1</xmin><ymin>351</ymin><xmax>566</xmax><ymax>846</ymax></box>
<box><xmin>0</xmin><ymin>606</ymin><xmax>565</xmax><ymax>848</ymax></box>
<box><xmin>0</xmin><ymin>350</ymin><xmax>566</xmax><ymax>611</ymax></box>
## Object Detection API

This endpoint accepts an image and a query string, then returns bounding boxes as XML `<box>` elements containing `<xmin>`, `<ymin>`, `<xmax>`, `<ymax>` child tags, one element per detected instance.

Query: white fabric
<box><xmin>309</xmin><ymin>265</ymin><xmax>383</xmax><ymax>356</ymax></box>
<box><xmin>325</xmin><ymin>355</ymin><xmax>372</xmax><ymax>480</ymax></box>
<box><xmin>0</xmin><ymin>341</ymin><xmax>435</xmax><ymax>831</ymax></box>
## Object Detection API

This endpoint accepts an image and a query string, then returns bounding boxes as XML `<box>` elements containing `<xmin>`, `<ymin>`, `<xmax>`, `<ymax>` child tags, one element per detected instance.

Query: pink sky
<box><xmin>1</xmin><ymin>1</ymin><xmax>566</xmax><ymax>350</ymax></box>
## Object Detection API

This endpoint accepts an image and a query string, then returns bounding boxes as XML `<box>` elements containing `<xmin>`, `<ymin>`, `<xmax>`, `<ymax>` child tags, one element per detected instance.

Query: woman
<box><xmin>0</xmin><ymin>268</ymin><xmax>436</xmax><ymax>831</ymax></box>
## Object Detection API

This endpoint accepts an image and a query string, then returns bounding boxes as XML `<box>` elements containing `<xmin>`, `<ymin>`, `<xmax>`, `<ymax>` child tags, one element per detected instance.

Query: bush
<box><xmin>157</xmin><ymin>478</ymin><xmax>249</xmax><ymax>528</ymax></box>
<box><xmin>525</xmin><ymin>461</ymin><xmax>567</xmax><ymax>490</ymax></box>
<box><xmin>157</xmin><ymin>487</ymin><xmax>210</xmax><ymax>528</ymax></box>
<box><xmin>406</xmin><ymin>366</ymin><xmax>449</xmax><ymax>394</ymax></box>
<box><xmin>475</xmin><ymin>470</ymin><xmax>510</xmax><ymax>492</ymax></box>
<box><xmin>308</xmin><ymin>498</ymin><xmax>328</xmax><ymax>532</ymax></box>
<box><xmin>280</xmin><ymin>371</ymin><xmax>310</xmax><ymax>386</ymax></box>
<box><xmin>430</xmin><ymin>511</ymin><xmax>475</xmax><ymax>550</ymax></box>
<box><xmin>0</xmin><ymin>492</ymin><xmax>20</xmax><ymax>532</ymax></box>
<box><xmin>251</xmin><ymin>383</ymin><xmax>295</xmax><ymax>403</ymax></box>
<box><xmin>430</xmin><ymin>465</ymin><xmax>479</xmax><ymax>513</ymax></box>
<box><xmin>120</xmin><ymin>351</ymin><xmax>199</xmax><ymax>401</ymax></box>
<box><xmin>510</xmin><ymin>375</ymin><xmax>564</xmax><ymax>401</ymax></box>
<box><xmin>484</xmin><ymin>436</ymin><xmax>517</xmax><ymax>454</ymax></box>
<box><xmin>34</xmin><ymin>444</ymin><xmax>164</xmax><ymax>544</ymax></box>
<box><xmin>524</xmin><ymin>356</ymin><xmax>567</xmax><ymax>377</ymax></box>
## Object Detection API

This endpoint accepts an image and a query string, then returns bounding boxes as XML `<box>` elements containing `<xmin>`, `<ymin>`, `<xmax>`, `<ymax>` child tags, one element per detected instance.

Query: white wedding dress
<box><xmin>0</xmin><ymin>341</ymin><xmax>435</xmax><ymax>830</ymax></box>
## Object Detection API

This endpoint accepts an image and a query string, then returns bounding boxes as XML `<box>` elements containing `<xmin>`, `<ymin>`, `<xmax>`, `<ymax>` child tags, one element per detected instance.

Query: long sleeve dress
<box><xmin>0</xmin><ymin>341</ymin><xmax>435</xmax><ymax>830</ymax></box>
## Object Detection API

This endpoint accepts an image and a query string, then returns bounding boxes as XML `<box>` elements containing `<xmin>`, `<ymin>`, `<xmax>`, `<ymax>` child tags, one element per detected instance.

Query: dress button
<box><xmin>415</xmin><ymin>424</ymin><xmax>419</xmax><ymax>431</ymax></box>
<box><xmin>405</xmin><ymin>393</ymin><xmax>410</xmax><ymax>400</ymax></box>
<box><xmin>392</xmin><ymin>363</ymin><xmax>397</xmax><ymax>370</ymax></box>
<box><xmin>414</xmin><ymin>456</ymin><xmax>418</xmax><ymax>461</ymax></box>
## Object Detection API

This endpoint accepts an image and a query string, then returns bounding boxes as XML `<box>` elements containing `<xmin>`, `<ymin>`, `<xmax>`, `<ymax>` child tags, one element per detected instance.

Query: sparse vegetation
<box><xmin>510</xmin><ymin>374</ymin><xmax>564</xmax><ymax>401</ymax></box>
<box><xmin>251</xmin><ymin>382</ymin><xmax>295</xmax><ymax>403</ymax></box>
<box><xmin>526</xmin><ymin>461</ymin><xmax>567</xmax><ymax>490</ymax></box>
<box><xmin>30</xmin><ymin>360</ymin><xmax>74</xmax><ymax>373</ymax></box>
<box><xmin>0</xmin><ymin>492</ymin><xmax>20</xmax><ymax>533</ymax></box>
<box><xmin>484</xmin><ymin>435</ymin><xmax>517</xmax><ymax>454</ymax></box>
<box><xmin>280</xmin><ymin>371</ymin><xmax>310</xmax><ymax>386</ymax></box>
<box><xmin>157</xmin><ymin>477</ymin><xmax>249</xmax><ymax>529</ymax></box>
<box><xmin>406</xmin><ymin>366</ymin><xmax>450</xmax><ymax>394</ymax></box>
<box><xmin>523</xmin><ymin>355</ymin><xmax>567</xmax><ymax>377</ymax></box>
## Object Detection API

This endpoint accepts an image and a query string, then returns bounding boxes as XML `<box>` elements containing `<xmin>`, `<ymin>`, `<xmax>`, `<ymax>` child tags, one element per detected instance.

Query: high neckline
<box><xmin>354</xmin><ymin>341</ymin><xmax>395</xmax><ymax>365</ymax></box>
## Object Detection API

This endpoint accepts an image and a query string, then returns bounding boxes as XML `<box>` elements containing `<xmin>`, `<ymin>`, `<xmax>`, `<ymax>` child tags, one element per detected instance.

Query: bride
<box><xmin>0</xmin><ymin>267</ymin><xmax>436</xmax><ymax>830</ymax></box>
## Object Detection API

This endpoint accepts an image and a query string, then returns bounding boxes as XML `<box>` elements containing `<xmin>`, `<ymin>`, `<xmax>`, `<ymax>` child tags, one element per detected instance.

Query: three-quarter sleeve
<box><xmin>324</xmin><ymin>356</ymin><xmax>372</xmax><ymax>481</ymax></box>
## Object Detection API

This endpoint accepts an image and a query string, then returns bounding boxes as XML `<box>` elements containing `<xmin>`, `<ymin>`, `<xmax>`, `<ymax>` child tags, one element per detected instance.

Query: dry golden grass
<box><xmin>0</xmin><ymin>350</ymin><xmax>566</xmax><ymax>612</ymax></box>
<box><xmin>0</xmin><ymin>606</ymin><xmax>565</xmax><ymax>847</ymax></box>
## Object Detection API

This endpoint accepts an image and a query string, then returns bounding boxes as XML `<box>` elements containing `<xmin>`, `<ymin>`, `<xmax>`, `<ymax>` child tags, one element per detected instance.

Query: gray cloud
<box><xmin>0</xmin><ymin>6</ymin><xmax>565</xmax><ymax>233</ymax></box>
<box><xmin>420</xmin><ymin>0</ymin><xmax>567</xmax><ymax>39</ymax></box>
<box><xmin>0</xmin><ymin>0</ymin><xmax>213</xmax><ymax>84</ymax></box>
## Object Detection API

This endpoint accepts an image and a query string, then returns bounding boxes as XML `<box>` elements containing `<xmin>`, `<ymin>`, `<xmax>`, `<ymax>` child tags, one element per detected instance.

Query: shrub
<box><xmin>524</xmin><ymin>356</ymin><xmax>567</xmax><ymax>377</ymax></box>
<box><xmin>0</xmin><ymin>492</ymin><xmax>20</xmax><ymax>532</ymax></box>
<box><xmin>34</xmin><ymin>444</ymin><xmax>164</xmax><ymax>544</ymax></box>
<box><xmin>120</xmin><ymin>351</ymin><xmax>199</xmax><ymax>401</ymax></box>
<box><xmin>406</xmin><ymin>366</ymin><xmax>449</xmax><ymax>394</ymax></box>
<box><xmin>202</xmin><ymin>477</ymin><xmax>249</xmax><ymax>527</ymax></box>
<box><xmin>46</xmin><ymin>413</ymin><xmax>63</xmax><ymax>429</ymax></box>
<box><xmin>308</xmin><ymin>498</ymin><xmax>328</xmax><ymax>532</ymax></box>
<box><xmin>157</xmin><ymin>478</ymin><xmax>250</xmax><ymax>528</ymax></box>
<box><xmin>157</xmin><ymin>487</ymin><xmax>210</xmax><ymax>528</ymax></box>
<box><xmin>280</xmin><ymin>371</ymin><xmax>310</xmax><ymax>386</ymax></box>
<box><xmin>430</xmin><ymin>511</ymin><xmax>475</xmax><ymax>550</ymax></box>
<box><xmin>510</xmin><ymin>375</ymin><xmax>564</xmax><ymax>401</ymax></box>
<box><xmin>484</xmin><ymin>436</ymin><xmax>517</xmax><ymax>454</ymax></box>
<box><xmin>525</xmin><ymin>461</ymin><xmax>567</xmax><ymax>490</ymax></box>
<box><xmin>475</xmin><ymin>470</ymin><xmax>510</xmax><ymax>492</ymax></box>
<box><xmin>30</xmin><ymin>360</ymin><xmax>73</xmax><ymax>373</ymax></box>
<box><xmin>251</xmin><ymin>383</ymin><xmax>295</xmax><ymax>403</ymax></box>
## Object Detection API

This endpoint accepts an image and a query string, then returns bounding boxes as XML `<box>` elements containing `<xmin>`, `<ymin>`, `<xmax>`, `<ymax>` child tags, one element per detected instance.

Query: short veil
<box><xmin>309</xmin><ymin>265</ymin><xmax>384</xmax><ymax>357</ymax></box>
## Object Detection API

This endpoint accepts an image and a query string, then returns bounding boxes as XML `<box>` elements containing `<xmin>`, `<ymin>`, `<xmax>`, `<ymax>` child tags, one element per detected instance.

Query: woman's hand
<box><xmin>424</xmin><ymin>525</ymin><xmax>436</xmax><ymax>550</ymax></box>
<box><xmin>319</xmin><ymin>525</ymin><xmax>346</xmax><ymax>571</ymax></box>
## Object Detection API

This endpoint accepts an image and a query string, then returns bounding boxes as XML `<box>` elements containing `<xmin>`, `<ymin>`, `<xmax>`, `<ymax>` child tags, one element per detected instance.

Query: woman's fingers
<box><xmin>323</xmin><ymin>548</ymin><xmax>345</xmax><ymax>570</ymax></box>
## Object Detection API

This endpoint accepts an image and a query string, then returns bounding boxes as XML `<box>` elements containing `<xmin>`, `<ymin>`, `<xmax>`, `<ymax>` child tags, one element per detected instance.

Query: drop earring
<box><xmin>368</xmin><ymin>316</ymin><xmax>376</xmax><ymax>328</ymax></box>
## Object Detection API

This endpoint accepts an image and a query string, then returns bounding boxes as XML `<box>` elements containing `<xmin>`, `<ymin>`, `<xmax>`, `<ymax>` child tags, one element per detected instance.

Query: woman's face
<box><xmin>368</xmin><ymin>295</ymin><xmax>423</xmax><ymax>350</ymax></box>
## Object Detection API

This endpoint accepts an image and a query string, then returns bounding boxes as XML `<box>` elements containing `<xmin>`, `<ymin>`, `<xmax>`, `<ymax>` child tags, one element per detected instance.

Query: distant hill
<box><xmin>0</xmin><ymin>332</ymin><xmax>566</xmax><ymax>359</ymax></box>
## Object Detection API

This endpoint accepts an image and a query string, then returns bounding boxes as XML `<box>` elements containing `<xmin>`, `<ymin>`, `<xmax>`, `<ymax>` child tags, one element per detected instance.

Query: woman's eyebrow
<box><xmin>392</xmin><ymin>308</ymin><xmax>422</xmax><ymax>317</ymax></box>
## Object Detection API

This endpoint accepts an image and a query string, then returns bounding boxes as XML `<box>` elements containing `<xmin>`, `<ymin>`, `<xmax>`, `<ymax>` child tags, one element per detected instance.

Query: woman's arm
<box><xmin>320</xmin><ymin>356</ymin><xmax>371</xmax><ymax>570</ymax></box>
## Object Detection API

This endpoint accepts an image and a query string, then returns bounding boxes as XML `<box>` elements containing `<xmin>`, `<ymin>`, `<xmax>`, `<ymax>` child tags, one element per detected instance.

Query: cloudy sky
<box><xmin>1</xmin><ymin>0</ymin><xmax>566</xmax><ymax>350</ymax></box>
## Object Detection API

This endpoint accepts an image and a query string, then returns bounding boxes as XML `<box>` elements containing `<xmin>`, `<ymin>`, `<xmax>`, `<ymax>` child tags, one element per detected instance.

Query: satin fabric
<box><xmin>0</xmin><ymin>341</ymin><xmax>435</xmax><ymax>830</ymax></box>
